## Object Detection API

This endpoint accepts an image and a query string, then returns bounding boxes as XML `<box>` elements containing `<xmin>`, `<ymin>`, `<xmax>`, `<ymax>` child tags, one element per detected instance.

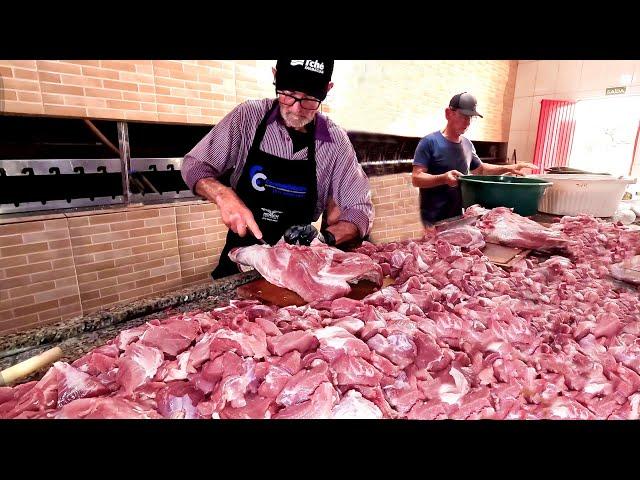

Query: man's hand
<box><xmin>509</xmin><ymin>162</ymin><xmax>538</xmax><ymax>176</ymax></box>
<box><xmin>442</xmin><ymin>170</ymin><xmax>464</xmax><ymax>187</ymax></box>
<box><xmin>212</xmin><ymin>186</ymin><xmax>263</xmax><ymax>239</ymax></box>
<box><xmin>284</xmin><ymin>224</ymin><xmax>336</xmax><ymax>246</ymax></box>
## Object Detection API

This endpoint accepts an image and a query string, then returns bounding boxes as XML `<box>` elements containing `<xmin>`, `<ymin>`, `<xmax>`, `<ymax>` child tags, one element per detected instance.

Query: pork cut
<box><xmin>229</xmin><ymin>241</ymin><xmax>383</xmax><ymax>302</ymax></box>
<box><xmin>477</xmin><ymin>207</ymin><xmax>567</xmax><ymax>250</ymax></box>
<box><xmin>437</xmin><ymin>226</ymin><xmax>486</xmax><ymax>250</ymax></box>
<box><xmin>610</xmin><ymin>256</ymin><xmax>640</xmax><ymax>285</ymax></box>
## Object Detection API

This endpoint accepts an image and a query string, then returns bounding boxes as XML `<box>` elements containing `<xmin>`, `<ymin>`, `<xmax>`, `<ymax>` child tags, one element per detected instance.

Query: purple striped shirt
<box><xmin>181</xmin><ymin>98</ymin><xmax>373</xmax><ymax>237</ymax></box>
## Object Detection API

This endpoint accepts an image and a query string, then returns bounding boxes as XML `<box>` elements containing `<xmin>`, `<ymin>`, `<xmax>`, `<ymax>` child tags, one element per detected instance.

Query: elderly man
<box><xmin>181</xmin><ymin>59</ymin><xmax>374</xmax><ymax>279</ymax></box>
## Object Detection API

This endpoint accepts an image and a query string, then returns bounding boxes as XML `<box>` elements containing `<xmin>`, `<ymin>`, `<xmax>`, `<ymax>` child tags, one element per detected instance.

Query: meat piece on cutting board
<box><xmin>229</xmin><ymin>241</ymin><xmax>383</xmax><ymax>302</ymax></box>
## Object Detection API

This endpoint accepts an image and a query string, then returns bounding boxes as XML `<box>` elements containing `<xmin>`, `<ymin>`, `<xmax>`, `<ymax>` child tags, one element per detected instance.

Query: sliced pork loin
<box><xmin>437</xmin><ymin>226</ymin><xmax>486</xmax><ymax>250</ymax></box>
<box><xmin>477</xmin><ymin>207</ymin><xmax>568</xmax><ymax>251</ymax></box>
<box><xmin>610</xmin><ymin>256</ymin><xmax>640</xmax><ymax>285</ymax></box>
<box><xmin>229</xmin><ymin>241</ymin><xmax>383</xmax><ymax>302</ymax></box>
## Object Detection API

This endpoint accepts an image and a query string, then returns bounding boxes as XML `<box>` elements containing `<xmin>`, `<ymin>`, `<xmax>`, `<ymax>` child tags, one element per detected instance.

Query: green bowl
<box><xmin>459</xmin><ymin>175</ymin><xmax>553</xmax><ymax>216</ymax></box>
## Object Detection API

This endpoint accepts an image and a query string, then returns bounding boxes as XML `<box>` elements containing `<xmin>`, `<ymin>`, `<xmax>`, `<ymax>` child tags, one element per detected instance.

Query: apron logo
<box><xmin>290</xmin><ymin>60</ymin><xmax>305</xmax><ymax>66</ymax></box>
<box><xmin>261</xmin><ymin>208</ymin><xmax>283</xmax><ymax>223</ymax></box>
<box><xmin>248</xmin><ymin>165</ymin><xmax>308</xmax><ymax>198</ymax></box>
<box><xmin>250</xmin><ymin>165</ymin><xmax>267</xmax><ymax>192</ymax></box>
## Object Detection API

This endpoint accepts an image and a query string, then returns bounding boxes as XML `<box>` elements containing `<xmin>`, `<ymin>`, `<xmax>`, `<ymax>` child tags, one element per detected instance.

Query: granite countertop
<box><xmin>0</xmin><ymin>270</ymin><xmax>260</xmax><ymax>383</ymax></box>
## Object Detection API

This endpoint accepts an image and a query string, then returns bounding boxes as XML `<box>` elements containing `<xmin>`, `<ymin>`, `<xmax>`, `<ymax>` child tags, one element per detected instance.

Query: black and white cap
<box><xmin>275</xmin><ymin>59</ymin><xmax>334</xmax><ymax>101</ymax></box>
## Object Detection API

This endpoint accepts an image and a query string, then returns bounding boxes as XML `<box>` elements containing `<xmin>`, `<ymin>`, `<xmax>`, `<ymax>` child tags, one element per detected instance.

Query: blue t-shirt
<box><xmin>413</xmin><ymin>130</ymin><xmax>481</xmax><ymax>224</ymax></box>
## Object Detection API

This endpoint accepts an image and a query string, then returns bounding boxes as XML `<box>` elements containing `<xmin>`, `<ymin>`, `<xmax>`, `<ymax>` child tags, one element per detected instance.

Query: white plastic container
<box><xmin>533</xmin><ymin>174</ymin><xmax>637</xmax><ymax>217</ymax></box>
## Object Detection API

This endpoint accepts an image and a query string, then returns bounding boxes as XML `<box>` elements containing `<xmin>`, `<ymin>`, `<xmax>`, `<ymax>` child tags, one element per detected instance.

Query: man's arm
<box><xmin>324</xmin><ymin>220</ymin><xmax>359</xmax><ymax>245</ymax></box>
<box><xmin>181</xmin><ymin>103</ymin><xmax>247</xmax><ymax>193</ymax></box>
<box><xmin>411</xmin><ymin>136</ymin><xmax>464</xmax><ymax>188</ymax></box>
<box><xmin>194</xmin><ymin>177</ymin><xmax>262</xmax><ymax>240</ymax></box>
<box><xmin>471</xmin><ymin>161</ymin><xmax>538</xmax><ymax>176</ymax></box>
<box><xmin>181</xmin><ymin>101</ymin><xmax>264</xmax><ymax>239</ymax></box>
<box><xmin>326</xmin><ymin>138</ymin><xmax>374</xmax><ymax>246</ymax></box>
<box><xmin>412</xmin><ymin>165</ymin><xmax>464</xmax><ymax>188</ymax></box>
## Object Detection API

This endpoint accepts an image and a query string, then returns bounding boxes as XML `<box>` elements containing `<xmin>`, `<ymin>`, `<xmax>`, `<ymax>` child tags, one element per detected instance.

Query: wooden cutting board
<box><xmin>481</xmin><ymin>242</ymin><xmax>531</xmax><ymax>268</ymax></box>
<box><xmin>237</xmin><ymin>276</ymin><xmax>395</xmax><ymax>308</ymax></box>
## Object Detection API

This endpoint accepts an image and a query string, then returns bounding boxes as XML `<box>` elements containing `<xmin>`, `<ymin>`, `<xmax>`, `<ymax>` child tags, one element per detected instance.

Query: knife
<box><xmin>247</xmin><ymin>229</ymin><xmax>268</xmax><ymax>246</ymax></box>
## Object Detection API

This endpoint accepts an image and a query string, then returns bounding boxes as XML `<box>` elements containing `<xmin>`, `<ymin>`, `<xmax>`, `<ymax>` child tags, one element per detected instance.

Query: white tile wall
<box><xmin>602</xmin><ymin>60</ymin><xmax>637</xmax><ymax>87</ymax></box>
<box><xmin>554</xmin><ymin>60</ymin><xmax>582</xmax><ymax>95</ymax></box>
<box><xmin>507</xmin><ymin>131</ymin><xmax>528</xmax><ymax>162</ymax></box>
<box><xmin>529</xmin><ymin>96</ymin><xmax>545</xmax><ymax>138</ymax></box>
<box><xmin>525</xmin><ymin>131</ymin><xmax>538</xmax><ymax>165</ymax></box>
<box><xmin>628</xmin><ymin>85</ymin><xmax>640</xmax><ymax>95</ymax></box>
<box><xmin>514</xmin><ymin>62</ymin><xmax>537</xmax><ymax>98</ymax></box>
<box><xmin>633</xmin><ymin>63</ymin><xmax>640</xmax><ymax>85</ymax></box>
<box><xmin>510</xmin><ymin>96</ymin><xmax>533</xmax><ymax>131</ymax></box>
<box><xmin>579</xmin><ymin>61</ymin><xmax>608</xmax><ymax>91</ymax></box>
<box><xmin>534</xmin><ymin>61</ymin><xmax>559</xmax><ymax>96</ymax></box>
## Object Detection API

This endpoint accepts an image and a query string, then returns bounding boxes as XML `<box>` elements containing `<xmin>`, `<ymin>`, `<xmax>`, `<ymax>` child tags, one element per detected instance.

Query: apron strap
<box><xmin>248</xmin><ymin>99</ymin><xmax>279</xmax><ymax>157</ymax></box>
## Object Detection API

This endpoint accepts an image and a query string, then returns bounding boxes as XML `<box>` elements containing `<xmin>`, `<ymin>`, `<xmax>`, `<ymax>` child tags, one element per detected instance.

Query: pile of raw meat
<box><xmin>2</xmin><ymin>207</ymin><xmax>640</xmax><ymax>419</ymax></box>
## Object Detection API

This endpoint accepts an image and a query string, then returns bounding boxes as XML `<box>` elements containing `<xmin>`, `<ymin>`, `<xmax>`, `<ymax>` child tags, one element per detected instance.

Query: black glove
<box><xmin>283</xmin><ymin>225</ymin><xmax>336</xmax><ymax>246</ymax></box>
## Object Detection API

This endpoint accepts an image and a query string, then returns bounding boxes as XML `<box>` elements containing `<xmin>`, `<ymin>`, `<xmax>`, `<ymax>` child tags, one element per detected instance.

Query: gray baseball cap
<box><xmin>449</xmin><ymin>92</ymin><xmax>483</xmax><ymax>118</ymax></box>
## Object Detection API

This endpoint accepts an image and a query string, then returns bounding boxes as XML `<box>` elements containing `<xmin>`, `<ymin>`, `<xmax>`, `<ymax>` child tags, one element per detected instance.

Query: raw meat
<box><xmin>228</xmin><ymin>241</ymin><xmax>383</xmax><ymax>302</ymax></box>
<box><xmin>437</xmin><ymin>226</ymin><xmax>486</xmax><ymax>250</ymax></box>
<box><xmin>477</xmin><ymin>207</ymin><xmax>567</xmax><ymax>250</ymax></box>
<box><xmin>3</xmin><ymin>207</ymin><xmax>640</xmax><ymax>420</ymax></box>
<box><xmin>610</xmin><ymin>256</ymin><xmax>640</xmax><ymax>284</ymax></box>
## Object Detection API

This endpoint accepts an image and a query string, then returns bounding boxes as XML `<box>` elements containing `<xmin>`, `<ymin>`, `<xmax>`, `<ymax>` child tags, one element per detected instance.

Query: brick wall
<box><xmin>0</xmin><ymin>60</ymin><xmax>517</xmax><ymax>141</ymax></box>
<box><xmin>1</xmin><ymin>217</ymin><xmax>82</xmax><ymax>332</ymax></box>
<box><xmin>0</xmin><ymin>60</ymin><xmax>272</xmax><ymax>124</ymax></box>
<box><xmin>368</xmin><ymin>173</ymin><xmax>423</xmax><ymax>244</ymax></box>
<box><xmin>0</xmin><ymin>172</ymin><xmax>422</xmax><ymax>335</ymax></box>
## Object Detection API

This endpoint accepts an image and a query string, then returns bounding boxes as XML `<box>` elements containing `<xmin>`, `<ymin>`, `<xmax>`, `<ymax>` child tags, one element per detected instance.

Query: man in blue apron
<box><xmin>181</xmin><ymin>59</ymin><xmax>374</xmax><ymax>279</ymax></box>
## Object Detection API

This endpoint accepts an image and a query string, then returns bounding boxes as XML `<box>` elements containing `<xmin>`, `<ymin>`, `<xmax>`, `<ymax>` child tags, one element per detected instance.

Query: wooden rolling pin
<box><xmin>0</xmin><ymin>347</ymin><xmax>63</xmax><ymax>387</ymax></box>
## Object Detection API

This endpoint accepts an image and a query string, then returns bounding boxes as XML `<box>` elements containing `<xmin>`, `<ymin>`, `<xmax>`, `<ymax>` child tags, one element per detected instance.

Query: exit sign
<box><xmin>606</xmin><ymin>86</ymin><xmax>627</xmax><ymax>95</ymax></box>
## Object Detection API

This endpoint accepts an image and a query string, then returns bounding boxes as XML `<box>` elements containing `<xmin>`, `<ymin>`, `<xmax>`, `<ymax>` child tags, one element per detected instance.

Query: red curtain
<box><xmin>532</xmin><ymin>99</ymin><xmax>577</xmax><ymax>172</ymax></box>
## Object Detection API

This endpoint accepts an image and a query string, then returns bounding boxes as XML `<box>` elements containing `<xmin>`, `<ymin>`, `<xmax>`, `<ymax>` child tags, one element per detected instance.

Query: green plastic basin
<box><xmin>459</xmin><ymin>175</ymin><xmax>553</xmax><ymax>216</ymax></box>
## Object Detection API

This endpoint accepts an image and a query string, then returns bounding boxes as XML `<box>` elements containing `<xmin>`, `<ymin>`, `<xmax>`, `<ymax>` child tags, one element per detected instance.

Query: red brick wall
<box><xmin>0</xmin><ymin>173</ymin><xmax>422</xmax><ymax>335</ymax></box>
<box><xmin>0</xmin><ymin>60</ymin><xmax>516</xmax><ymax>140</ymax></box>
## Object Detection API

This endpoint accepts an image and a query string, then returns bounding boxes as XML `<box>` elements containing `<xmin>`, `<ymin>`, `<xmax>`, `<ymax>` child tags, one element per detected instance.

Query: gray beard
<box><xmin>281</xmin><ymin>111</ymin><xmax>313</xmax><ymax>130</ymax></box>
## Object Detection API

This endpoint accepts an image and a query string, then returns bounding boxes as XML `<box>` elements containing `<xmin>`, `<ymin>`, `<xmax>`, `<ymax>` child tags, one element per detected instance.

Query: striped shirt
<box><xmin>181</xmin><ymin>98</ymin><xmax>373</xmax><ymax>237</ymax></box>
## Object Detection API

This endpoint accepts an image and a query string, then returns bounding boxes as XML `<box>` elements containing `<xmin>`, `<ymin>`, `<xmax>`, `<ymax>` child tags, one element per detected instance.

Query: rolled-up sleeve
<box><xmin>181</xmin><ymin>104</ymin><xmax>244</xmax><ymax>193</ymax></box>
<box><xmin>331</xmin><ymin>139</ymin><xmax>374</xmax><ymax>238</ymax></box>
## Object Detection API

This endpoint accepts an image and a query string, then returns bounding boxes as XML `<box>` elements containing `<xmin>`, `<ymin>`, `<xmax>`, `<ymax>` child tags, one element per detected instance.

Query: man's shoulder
<box><xmin>234</xmin><ymin>98</ymin><xmax>274</xmax><ymax>120</ymax></box>
<box><xmin>460</xmin><ymin>135</ymin><xmax>475</xmax><ymax>146</ymax></box>
<box><xmin>418</xmin><ymin>131</ymin><xmax>442</xmax><ymax>148</ymax></box>
<box><xmin>317</xmin><ymin>113</ymin><xmax>352</xmax><ymax>147</ymax></box>
<box><xmin>422</xmin><ymin>130</ymin><xmax>442</xmax><ymax>140</ymax></box>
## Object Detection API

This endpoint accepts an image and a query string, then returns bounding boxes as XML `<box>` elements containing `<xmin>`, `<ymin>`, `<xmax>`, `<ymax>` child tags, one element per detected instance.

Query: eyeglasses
<box><xmin>276</xmin><ymin>90</ymin><xmax>322</xmax><ymax>110</ymax></box>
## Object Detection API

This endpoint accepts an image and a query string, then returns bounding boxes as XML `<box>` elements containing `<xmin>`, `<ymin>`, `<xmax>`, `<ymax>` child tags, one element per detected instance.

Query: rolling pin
<box><xmin>0</xmin><ymin>346</ymin><xmax>63</xmax><ymax>387</ymax></box>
